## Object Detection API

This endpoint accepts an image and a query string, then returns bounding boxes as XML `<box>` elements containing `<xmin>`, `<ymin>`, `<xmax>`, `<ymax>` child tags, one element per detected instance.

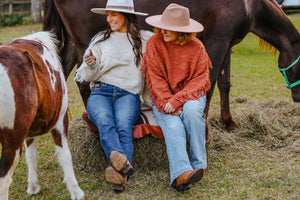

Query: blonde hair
<box><xmin>154</xmin><ymin>28</ymin><xmax>197</xmax><ymax>45</ymax></box>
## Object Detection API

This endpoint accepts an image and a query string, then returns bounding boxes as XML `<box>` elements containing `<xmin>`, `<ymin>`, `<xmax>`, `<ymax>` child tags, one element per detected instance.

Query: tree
<box><xmin>31</xmin><ymin>0</ymin><xmax>42</xmax><ymax>23</ymax></box>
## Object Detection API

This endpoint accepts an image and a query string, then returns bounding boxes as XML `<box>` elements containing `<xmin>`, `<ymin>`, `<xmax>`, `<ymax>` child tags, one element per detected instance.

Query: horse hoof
<box><xmin>225</xmin><ymin>119</ymin><xmax>239</xmax><ymax>131</ymax></box>
<box><xmin>27</xmin><ymin>184</ymin><xmax>41</xmax><ymax>195</ymax></box>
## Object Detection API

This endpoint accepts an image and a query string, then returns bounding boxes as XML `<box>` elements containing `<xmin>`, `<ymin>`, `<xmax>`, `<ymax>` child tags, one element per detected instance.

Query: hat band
<box><xmin>106</xmin><ymin>5</ymin><xmax>134</xmax><ymax>11</ymax></box>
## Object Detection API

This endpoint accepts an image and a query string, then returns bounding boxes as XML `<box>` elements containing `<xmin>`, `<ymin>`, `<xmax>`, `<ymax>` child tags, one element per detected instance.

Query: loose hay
<box><xmin>69</xmin><ymin>98</ymin><xmax>299</xmax><ymax>173</ymax></box>
<box><xmin>207</xmin><ymin>98</ymin><xmax>300</xmax><ymax>152</ymax></box>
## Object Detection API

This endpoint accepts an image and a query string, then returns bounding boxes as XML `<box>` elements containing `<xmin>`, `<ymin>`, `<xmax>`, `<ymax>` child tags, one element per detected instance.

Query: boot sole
<box><xmin>185</xmin><ymin>168</ymin><xmax>204</xmax><ymax>185</ymax></box>
<box><xmin>176</xmin><ymin>168</ymin><xmax>204</xmax><ymax>190</ymax></box>
<box><xmin>105</xmin><ymin>167</ymin><xmax>125</xmax><ymax>185</ymax></box>
<box><xmin>110</xmin><ymin>151</ymin><xmax>128</xmax><ymax>171</ymax></box>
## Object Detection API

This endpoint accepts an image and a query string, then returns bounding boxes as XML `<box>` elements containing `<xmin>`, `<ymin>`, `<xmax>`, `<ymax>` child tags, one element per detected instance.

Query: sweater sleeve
<box><xmin>142</xmin><ymin>39</ymin><xmax>174</xmax><ymax>111</ymax></box>
<box><xmin>74</xmin><ymin>36</ymin><xmax>103</xmax><ymax>83</ymax></box>
<box><xmin>168</xmin><ymin>44</ymin><xmax>212</xmax><ymax>110</ymax></box>
<box><xmin>83</xmin><ymin>47</ymin><xmax>103</xmax><ymax>82</ymax></box>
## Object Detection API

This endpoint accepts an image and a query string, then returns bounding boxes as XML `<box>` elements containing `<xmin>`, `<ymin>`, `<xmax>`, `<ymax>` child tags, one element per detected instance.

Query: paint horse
<box><xmin>0</xmin><ymin>32</ymin><xmax>85</xmax><ymax>200</ymax></box>
<box><xmin>43</xmin><ymin>0</ymin><xmax>300</xmax><ymax>130</ymax></box>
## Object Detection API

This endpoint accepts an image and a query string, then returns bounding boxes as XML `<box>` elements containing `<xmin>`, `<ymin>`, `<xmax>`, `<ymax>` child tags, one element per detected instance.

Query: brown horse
<box><xmin>43</xmin><ymin>0</ymin><xmax>300</xmax><ymax>130</ymax></box>
<box><xmin>0</xmin><ymin>32</ymin><xmax>85</xmax><ymax>200</ymax></box>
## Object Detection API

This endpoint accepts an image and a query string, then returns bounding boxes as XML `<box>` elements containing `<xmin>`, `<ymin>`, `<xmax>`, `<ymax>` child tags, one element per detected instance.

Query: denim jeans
<box><xmin>87</xmin><ymin>82</ymin><xmax>140</xmax><ymax>163</ymax></box>
<box><xmin>152</xmin><ymin>96</ymin><xmax>207</xmax><ymax>187</ymax></box>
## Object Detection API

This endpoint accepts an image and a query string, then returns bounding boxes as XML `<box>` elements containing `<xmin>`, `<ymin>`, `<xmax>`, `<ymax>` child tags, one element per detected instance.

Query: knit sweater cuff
<box><xmin>168</xmin><ymin>97</ymin><xmax>182</xmax><ymax>111</ymax></box>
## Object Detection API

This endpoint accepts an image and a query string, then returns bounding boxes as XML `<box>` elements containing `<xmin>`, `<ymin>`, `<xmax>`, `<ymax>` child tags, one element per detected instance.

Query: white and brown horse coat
<box><xmin>0</xmin><ymin>32</ymin><xmax>85</xmax><ymax>200</ymax></box>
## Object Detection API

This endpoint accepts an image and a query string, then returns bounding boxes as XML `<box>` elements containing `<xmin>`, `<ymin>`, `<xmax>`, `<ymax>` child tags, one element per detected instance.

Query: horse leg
<box><xmin>202</xmin><ymin>37</ymin><xmax>240</xmax><ymax>130</ymax></box>
<box><xmin>0</xmin><ymin>144</ymin><xmax>22</xmax><ymax>200</ymax></box>
<box><xmin>61</xmin><ymin>37</ymin><xmax>77</xmax><ymax>79</ymax></box>
<box><xmin>51</xmin><ymin>113</ymin><xmax>85</xmax><ymax>200</ymax></box>
<box><xmin>217</xmin><ymin>50</ymin><xmax>239</xmax><ymax>130</ymax></box>
<box><xmin>76</xmin><ymin>47</ymin><xmax>91</xmax><ymax>108</ymax></box>
<box><xmin>202</xmin><ymin>38</ymin><xmax>230</xmax><ymax>124</ymax></box>
<box><xmin>24</xmin><ymin>138</ymin><xmax>41</xmax><ymax>195</ymax></box>
<box><xmin>204</xmin><ymin>77</ymin><xmax>216</xmax><ymax>119</ymax></box>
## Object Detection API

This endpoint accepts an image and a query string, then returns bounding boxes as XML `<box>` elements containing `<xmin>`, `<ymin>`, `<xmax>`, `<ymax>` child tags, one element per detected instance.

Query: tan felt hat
<box><xmin>145</xmin><ymin>3</ymin><xmax>203</xmax><ymax>33</ymax></box>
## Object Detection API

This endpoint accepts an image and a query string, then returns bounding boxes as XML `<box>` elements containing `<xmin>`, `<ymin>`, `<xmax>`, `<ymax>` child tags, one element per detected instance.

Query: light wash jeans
<box><xmin>87</xmin><ymin>82</ymin><xmax>140</xmax><ymax>163</ymax></box>
<box><xmin>152</xmin><ymin>96</ymin><xmax>207</xmax><ymax>187</ymax></box>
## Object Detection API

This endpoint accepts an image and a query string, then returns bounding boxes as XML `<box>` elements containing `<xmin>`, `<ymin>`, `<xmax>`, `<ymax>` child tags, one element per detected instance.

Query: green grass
<box><xmin>0</xmin><ymin>13</ymin><xmax>299</xmax><ymax>200</ymax></box>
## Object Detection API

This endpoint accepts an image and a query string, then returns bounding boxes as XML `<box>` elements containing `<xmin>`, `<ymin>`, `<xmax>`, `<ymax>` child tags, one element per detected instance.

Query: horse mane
<box><xmin>20</xmin><ymin>31</ymin><xmax>59</xmax><ymax>57</ymax></box>
<box><xmin>258</xmin><ymin>38</ymin><xmax>278</xmax><ymax>55</ymax></box>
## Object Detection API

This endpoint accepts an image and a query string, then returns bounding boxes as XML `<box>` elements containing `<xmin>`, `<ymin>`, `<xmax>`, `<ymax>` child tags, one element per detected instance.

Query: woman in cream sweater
<box><xmin>75</xmin><ymin>0</ymin><xmax>152</xmax><ymax>193</ymax></box>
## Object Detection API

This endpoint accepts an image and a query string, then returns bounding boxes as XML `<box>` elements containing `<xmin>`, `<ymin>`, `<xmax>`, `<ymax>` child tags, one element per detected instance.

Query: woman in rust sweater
<box><xmin>142</xmin><ymin>3</ymin><xmax>212</xmax><ymax>192</ymax></box>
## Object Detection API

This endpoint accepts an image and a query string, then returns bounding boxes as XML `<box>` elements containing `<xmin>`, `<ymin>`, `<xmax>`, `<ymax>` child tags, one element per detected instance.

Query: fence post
<box><xmin>9</xmin><ymin>0</ymin><xmax>13</xmax><ymax>14</ymax></box>
<box><xmin>31</xmin><ymin>0</ymin><xmax>42</xmax><ymax>23</ymax></box>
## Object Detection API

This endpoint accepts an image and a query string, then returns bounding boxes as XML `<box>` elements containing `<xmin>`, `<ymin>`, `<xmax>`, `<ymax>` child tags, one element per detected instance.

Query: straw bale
<box><xmin>68</xmin><ymin>118</ymin><xmax>168</xmax><ymax>173</ymax></box>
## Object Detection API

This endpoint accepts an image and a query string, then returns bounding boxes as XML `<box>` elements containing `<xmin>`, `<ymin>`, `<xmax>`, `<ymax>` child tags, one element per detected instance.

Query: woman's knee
<box><xmin>183</xmin><ymin>99</ymin><xmax>206</xmax><ymax>117</ymax></box>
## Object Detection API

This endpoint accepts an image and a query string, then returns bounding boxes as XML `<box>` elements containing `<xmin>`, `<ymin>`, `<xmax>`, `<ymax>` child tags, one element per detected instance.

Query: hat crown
<box><xmin>91</xmin><ymin>0</ymin><xmax>148</xmax><ymax>16</ymax></box>
<box><xmin>160</xmin><ymin>3</ymin><xmax>190</xmax><ymax>27</ymax></box>
<box><xmin>105</xmin><ymin>0</ymin><xmax>134</xmax><ymax>11</ymax></box>
<box><xmin>106</xmin><ymin>0</ymin><xmax>134</xmax><ymax>9</ymax></box>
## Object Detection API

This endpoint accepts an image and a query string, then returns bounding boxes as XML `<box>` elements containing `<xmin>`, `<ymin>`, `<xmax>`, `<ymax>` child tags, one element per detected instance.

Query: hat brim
<box><xmin>91</xmin><ymin>8</ymin><xmax>148</xmax><ymax>16</ymax></box>
<box><xmin>145</xmin><ymin>15</ymin><xmax>204</xmax><ymax>33</ymax></box>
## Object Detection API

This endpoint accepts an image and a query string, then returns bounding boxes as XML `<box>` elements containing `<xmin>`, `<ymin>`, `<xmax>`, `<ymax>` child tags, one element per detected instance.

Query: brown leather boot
<box><xmin>175</xmin><ymin>168</ymin><xmax>204</xmax><ymax>191</ymax></box>
<box><xmin>110</xmin><ymin>151</ymin><xmax>134</xmax><ymax>176</ymax></box>
<box><xmin>104</xmin><ymin>166</ymin><xmax>127</xmax><ymax>185</ymax></box>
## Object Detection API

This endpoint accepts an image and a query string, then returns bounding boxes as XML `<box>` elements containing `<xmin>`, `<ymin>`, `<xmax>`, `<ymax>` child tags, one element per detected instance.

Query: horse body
<box><xmin>0</xmin><ymin>32</ymin><xmax>85</xmax><ymax>200</ymax></box>
<box><xmin>44</xmin><ymin>0</ymin><xmax>300</xmax><ymax>130</ymax></box>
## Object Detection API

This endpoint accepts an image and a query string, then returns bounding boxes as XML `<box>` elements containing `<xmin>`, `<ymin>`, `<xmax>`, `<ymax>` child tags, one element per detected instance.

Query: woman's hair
<box><xmin>154</xmin><ymin>28</ymin><xmax>197</xmax><ymax>46</ymax></box>
<box><xmin>97</xmin><ymin>13</ymin><xmax>143</xmax><ymax>67</ymax></box>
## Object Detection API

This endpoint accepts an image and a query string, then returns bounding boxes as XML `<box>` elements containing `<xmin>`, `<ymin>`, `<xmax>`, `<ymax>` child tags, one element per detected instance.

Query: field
<box><xmin>0</xmin><ymin>13</ymin><xmax>299</xmax><ymax>200</ymax></box>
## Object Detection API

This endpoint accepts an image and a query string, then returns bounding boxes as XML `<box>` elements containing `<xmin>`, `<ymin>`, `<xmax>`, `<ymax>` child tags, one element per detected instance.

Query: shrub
<box><xmin>0</xmin><ymin>14</ymin><xmax>24</xmax><ymax>27</ymax></box>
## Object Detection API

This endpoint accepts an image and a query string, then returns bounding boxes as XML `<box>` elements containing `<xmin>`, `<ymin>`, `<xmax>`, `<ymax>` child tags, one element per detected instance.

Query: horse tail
<box><xmin>258</xmin><ymin>38</ymin><xmax>278</xmax><ymax>55</ymax></box>
<box><xmin>42</xmin><ymin>0</ymin><xmax>66</xmax><ymax>51</ymax></box>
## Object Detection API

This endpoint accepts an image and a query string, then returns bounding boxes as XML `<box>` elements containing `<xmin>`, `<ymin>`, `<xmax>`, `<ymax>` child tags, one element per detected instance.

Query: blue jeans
<box><xmin>152</xmin><ymin>96</ymin><xmax>207</xmax><ymax>187</ymax></box>
<box><xmin>87</xmin><ymin>82</ymin><xmax>140</xmax><ymax>163</ymax></box>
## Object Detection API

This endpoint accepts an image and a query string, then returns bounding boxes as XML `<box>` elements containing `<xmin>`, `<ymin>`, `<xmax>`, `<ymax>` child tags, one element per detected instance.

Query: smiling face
<box><xmin>106</xmin><ymin>11</ymin><xmax>127</xmax><ymax>32</ymax></box>
<box><xmin>161</xmin><ymin>29</ymin><xmax>179</xmax><ymax>44</ymax></box>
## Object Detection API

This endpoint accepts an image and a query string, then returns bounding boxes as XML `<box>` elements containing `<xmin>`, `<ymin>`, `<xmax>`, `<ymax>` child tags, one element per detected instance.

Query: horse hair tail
<box><xmin>258</xmin><ymin>38</ymin><xmax>278</xmax><ymax>55</ymax></box>
<box><xmin>42</xmin><ymin>0</ymin><xmax>66</xmax><ymax>51</ymax></box>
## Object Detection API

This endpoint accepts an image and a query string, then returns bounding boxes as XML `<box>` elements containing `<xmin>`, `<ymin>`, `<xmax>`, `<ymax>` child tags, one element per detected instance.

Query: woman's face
<box><xmin>161</xmin><ymin>29</ymin><xmax>179</xmax><ymax>44</ymax></box>
<box><xmin>107</xmin><ymin>11</ymin><xmax>127</xmax><ymax>32</ymax></box>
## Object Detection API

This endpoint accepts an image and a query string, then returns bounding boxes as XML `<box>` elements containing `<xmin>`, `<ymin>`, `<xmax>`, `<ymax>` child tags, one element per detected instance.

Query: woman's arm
<box><xmin>83</xmin><ymin>47</ymin><xmax>103</xmax><ymax>82</ymax></box>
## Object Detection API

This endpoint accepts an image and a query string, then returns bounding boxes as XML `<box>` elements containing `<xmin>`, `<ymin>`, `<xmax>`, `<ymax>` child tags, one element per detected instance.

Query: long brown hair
<box><xmin>97</xmin><ymin>13</ymin><xmax>143</xmax><ymax>67</ymax></box>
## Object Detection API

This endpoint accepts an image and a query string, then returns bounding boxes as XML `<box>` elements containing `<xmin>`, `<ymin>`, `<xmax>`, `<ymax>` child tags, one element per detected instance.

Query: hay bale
<box><xmin>68</xmin><ymin>117</ymin><xmax>168</xmax><ymax>173</ymax></box>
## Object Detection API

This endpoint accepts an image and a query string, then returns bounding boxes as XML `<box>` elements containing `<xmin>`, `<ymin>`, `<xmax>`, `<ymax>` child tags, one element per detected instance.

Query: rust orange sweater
<box><xmin>142</xmin><ymin>34</ymin><xmax>212</xmax><ymax>115</ymax></box>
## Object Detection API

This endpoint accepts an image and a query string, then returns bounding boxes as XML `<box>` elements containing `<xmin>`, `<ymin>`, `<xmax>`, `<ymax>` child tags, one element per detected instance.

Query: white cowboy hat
<box><xmin>145</xmin><ymin>3</ymin><xmax>203</xmax><ymax>33</ymax></box>
<box><xmin>91</xmin><ymin>0</ymin><xmax>148</xmax><ymax>16</ymax></box>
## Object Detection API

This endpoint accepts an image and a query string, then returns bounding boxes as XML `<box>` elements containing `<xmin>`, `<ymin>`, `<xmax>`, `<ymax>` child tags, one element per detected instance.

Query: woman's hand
<box><xmin>84</xmin><ymin>49</ymin><xmax>96</xmax><ymax>66</ymax></box>
<box><xmin>164</xmin><ymin>102</ymin><xmax>175</xmax><ymax>113</ymax></box>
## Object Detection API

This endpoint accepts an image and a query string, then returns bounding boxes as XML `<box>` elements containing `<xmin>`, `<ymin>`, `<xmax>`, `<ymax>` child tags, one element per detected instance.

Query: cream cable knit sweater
<box><xmin>75</xmin><ymin>30</ymin><xmax>153</xmax><ymax>96</ymax></box>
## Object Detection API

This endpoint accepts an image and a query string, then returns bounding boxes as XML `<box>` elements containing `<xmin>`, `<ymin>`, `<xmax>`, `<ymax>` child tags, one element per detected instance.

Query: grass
<box><xmin>0</xmin><ymin>13</ymin><xmax>299</xmax><ymax>200</ymax></box>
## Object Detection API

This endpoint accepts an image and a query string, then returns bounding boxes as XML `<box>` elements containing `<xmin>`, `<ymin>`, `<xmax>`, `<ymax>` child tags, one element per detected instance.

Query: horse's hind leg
<box><xmin>217</xmin><ymin>50</ymin><xmax>239</xmax><ymax>130</ymax></box>
<box><xmin>24</xmin><ymin>138</ymin><xmax>41</xmax><ymax>195</ymax></box>
<box><xmin>0</xmin><ymin>144</ymin><xmax>22</xmax><ymax>200</ymax></box>
<box><xmin>51</xmin><ymin>113</ymin><xmax>85</xmax><ymax>200</ymax></box>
